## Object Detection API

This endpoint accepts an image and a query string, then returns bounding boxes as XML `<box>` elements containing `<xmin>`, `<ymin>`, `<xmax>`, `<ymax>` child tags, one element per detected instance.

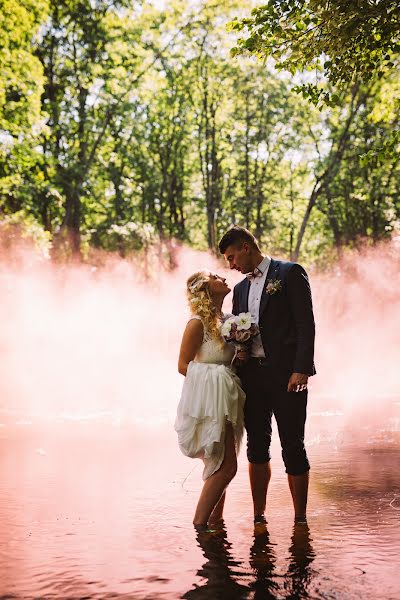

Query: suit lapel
<box><xmin>242</xmin><ymin>278</ymin><xmax>250</xmax><ymax>312</ymax></box>
<box><xmin>259</xmin><ymin>259</ymin><xmax>280</xmax><ymax>318</ymax></box>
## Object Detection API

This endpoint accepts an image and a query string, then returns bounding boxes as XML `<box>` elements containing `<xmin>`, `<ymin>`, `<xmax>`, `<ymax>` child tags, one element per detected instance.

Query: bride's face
<box><xmin>207</xmin><ymin>273</ymin><xmax>231</xmax><ymax>298</ymax></box>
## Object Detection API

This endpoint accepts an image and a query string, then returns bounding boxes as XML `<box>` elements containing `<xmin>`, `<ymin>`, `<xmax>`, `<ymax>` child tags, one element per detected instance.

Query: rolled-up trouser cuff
<box><xmin>247</xmin><ymin>456</ymin><xmax>272</xmax><ymax>465</ymax></box>
<box><xmin>283</xmin><ymin>450</ymin><xmax>310</xmax><ymax>475</ymax></box>
<box><xmin>285</xmin><ymin>464</ymin><xmax>310</xmax><ymax>476</ymax></box>
<box><xmin>247</xmin><ymin>447</ymin><xmax>271</xmax><ymax>464</ymax></box>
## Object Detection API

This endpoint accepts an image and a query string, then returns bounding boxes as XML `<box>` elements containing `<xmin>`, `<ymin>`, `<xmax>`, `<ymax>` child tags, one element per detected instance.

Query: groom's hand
<box><xmin>236</xmin><ymin>348</ymin><xmax>249</xmax><ymax>361</ymax></box>
<box><xmin>287</xmin><ymin>372</ymin><xmax>308</xmax><ymax>393</ymax></box>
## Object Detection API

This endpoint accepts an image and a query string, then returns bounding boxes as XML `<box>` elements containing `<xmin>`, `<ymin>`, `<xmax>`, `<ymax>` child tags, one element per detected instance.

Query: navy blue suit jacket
<box><xmin>232</xmin><ymin>259</ymin><xmax>316</xmax><ymax>376</ymax></box>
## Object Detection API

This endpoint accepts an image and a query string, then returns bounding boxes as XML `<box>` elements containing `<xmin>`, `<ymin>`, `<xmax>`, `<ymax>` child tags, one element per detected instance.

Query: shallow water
<box><xmin>0</xmin><ymin>404</ymin><xmax>399</xmax><ymax>600</ymax></box>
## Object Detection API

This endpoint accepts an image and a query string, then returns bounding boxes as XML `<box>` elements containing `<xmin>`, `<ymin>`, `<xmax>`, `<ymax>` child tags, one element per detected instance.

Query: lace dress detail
<box><xmin>175</xmin><ymin>315</ymin><xmax>245</xmax><ymax>480</ymax></box>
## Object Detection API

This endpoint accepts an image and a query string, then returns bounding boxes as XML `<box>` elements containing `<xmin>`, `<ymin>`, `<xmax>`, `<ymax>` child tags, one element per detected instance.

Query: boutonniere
<box><xmin>266</xmin><ymin>278</ymin><xmax>282</xmax><ymax>295</ymax></box>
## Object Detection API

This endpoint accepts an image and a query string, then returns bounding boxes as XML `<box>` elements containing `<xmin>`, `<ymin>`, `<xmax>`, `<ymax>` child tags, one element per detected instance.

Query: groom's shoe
<box><xmin>294</xmin><ymin>516</ymin><xmax>308</xmax><ymax>525</ymax></box>
<box><xmin>254</xmin><ymin>514</ymin><xmax>267</xmax><ymax>525</ymax></box>
<box><xmin>254</xmin><ymin>514</ymin><xmax>268</xmax><ymax>535</ymax></box>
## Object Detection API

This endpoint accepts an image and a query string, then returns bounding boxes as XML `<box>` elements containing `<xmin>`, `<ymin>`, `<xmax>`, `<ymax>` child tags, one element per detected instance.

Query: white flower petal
<box><xmin>236</xmin><ymin>312</ymin><xmax>252</xmax><ymax>330</ymax></box>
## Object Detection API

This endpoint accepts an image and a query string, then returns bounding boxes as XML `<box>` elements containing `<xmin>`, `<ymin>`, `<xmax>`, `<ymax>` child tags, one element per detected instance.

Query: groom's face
<box><xmin>223</xmin><ymin>243</ymin><xmax>252</xmax><ymax>274</ymax></box>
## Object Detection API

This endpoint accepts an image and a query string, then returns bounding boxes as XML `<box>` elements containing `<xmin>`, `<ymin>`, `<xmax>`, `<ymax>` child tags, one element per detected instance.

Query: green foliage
<box><xmin>360</xmin><ymin>130</ymin><xmax>400</xmax><ymax>167</ymax></box>
<box><xmin>0</xmin><ymin>211</ymin><xmax>52</xmax><ymax>257</ymax></box>
<box><xmin>0</xmin><ymin>0</ymin><xmax>48</xmax><ymax>133</ymax></box>
<box><xmin>0</xmin><ymin>0</ymin><xmax>399</xmax><ymax>265</ymax></box>
<box><xmin>229</xmin><ymin>1</ymin><xmax>400</xmax><ymax>168</ymax></box>
<box><xmin>230</xmin><ymin>1</ymin><xmax>400</xmax><ymax>86</ymax></box>
<box><xmin>93</xmin><ymin>221</ymin><xmax>157</xmax><ymax>256</ymax></box>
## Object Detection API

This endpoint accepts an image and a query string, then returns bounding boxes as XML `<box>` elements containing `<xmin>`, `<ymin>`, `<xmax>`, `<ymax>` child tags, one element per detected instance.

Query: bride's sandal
<box><xmin>207</xmin><ymin>518</ymin><xmax>226</xmax><ymax>534</ymax></box>
<box><xmin>254</xmin><ymin>514</ymin><xmax>268</xmax><ymax>534</ymax></box>
<box><xmin>194</xmin><ymin>523</ymin><xmax>217</xmax><ymax>534</ymax></box>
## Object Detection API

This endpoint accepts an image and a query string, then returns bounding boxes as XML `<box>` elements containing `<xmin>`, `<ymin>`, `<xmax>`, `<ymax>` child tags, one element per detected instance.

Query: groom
<box><xmin>218</xmin><ymin>226</ymin><xmax>316</xmax><ymax>525</ymax></box>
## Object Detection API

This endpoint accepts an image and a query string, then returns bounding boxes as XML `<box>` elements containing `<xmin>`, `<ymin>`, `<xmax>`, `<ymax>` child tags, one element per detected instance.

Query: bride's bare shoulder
<box><xmin>185</xmin><ymin>316</ymin><xmax>204</xmax><ymax>335</ymax></box>
<box><xmin>180</xmin><ymin>317</ymin><xmax>204</xmax><ymax>350</ymax></box>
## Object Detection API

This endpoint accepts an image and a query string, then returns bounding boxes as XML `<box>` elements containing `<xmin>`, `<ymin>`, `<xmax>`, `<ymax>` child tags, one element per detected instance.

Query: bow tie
<box><xmin>246</xmin><ymin>267</ymin><xmax>263</xmax><ymax>280</ymax></box>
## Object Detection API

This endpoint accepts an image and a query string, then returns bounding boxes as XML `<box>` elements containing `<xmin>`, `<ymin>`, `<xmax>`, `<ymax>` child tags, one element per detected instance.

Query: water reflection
<box><xmin>183</xmin><ymin>521</ymin><xmax>316</xmax><ymax>600</ymax></box>
<box><xmin>285</xmin><ymin>523</ymin><xmax>315</xmax><ymax>599</ymax></box>
<box><xmin>182</xmin><ymin>524</ymin><xmax>249</xmax><ymax>600</ymax></box>
<box><xmin>249</xmin><ymin>522</ymin><xmax>315</xmax><ymax>599</ymax></box>
<box><xmin>248</xmin><ymin>524</ymin><xmax>278</xmax><ymax>599</ymax></box>
<box><xmin>1</xmin><ymin>420</ymin><xmax>399</xmax><ymax>599</ymax></box>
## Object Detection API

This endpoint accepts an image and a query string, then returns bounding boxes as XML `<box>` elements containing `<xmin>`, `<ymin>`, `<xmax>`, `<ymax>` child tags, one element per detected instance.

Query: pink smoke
<box><xmin>0</xmin><ymin>236</ymin><xmax>398</xmax><ymax>428</ymax></box>
<box><xmin>311</xmin><ymin>238</ymin><xmax>400</xmax><ymax>415</ymax></box>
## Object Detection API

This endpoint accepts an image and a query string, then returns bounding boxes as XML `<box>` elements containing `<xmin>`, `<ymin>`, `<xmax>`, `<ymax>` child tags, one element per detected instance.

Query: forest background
<box><xmin>1</xmin><ymin>0</ymin><xmax>399</xmax><ymax>269</ymax></box>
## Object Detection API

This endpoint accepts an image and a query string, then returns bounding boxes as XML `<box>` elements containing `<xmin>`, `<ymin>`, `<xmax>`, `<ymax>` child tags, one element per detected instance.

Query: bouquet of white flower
<box><xmin>221</xmin><ymin>313</ymin><xmax>259</xmax><ymax>367</ymax></box>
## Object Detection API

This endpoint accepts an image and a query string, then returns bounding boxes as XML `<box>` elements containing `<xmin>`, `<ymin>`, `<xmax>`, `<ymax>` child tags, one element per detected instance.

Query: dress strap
<box><xmin>188</xmin><ymin>315</ymin><xmax>207</xmax><ymax>341</ymax></box>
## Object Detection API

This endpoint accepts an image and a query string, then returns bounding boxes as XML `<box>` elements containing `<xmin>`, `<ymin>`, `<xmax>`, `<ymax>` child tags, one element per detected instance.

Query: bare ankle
<box><xmin>193</xmin><ymin>520</ymin><xmax>208</xmax><ymax>528</ymax></box>
<box><xmin>208</xmin><ymin>516</ymin><xmax>224</xmax><ymax>527</ymax></box>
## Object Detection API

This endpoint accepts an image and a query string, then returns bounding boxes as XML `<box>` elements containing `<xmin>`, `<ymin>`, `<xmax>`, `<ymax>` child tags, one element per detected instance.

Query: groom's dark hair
<box><xmin>218</xmin><ymin>226</ymin><xmax>260</xmax><ymax>254</ymax></box>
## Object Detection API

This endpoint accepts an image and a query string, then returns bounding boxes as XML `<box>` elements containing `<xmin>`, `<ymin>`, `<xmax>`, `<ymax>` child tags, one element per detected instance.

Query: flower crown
<box><xmin>187</xmin><ymin>273</ymin><xmax>211</xmax><ymax>309</ymax></box>
<box><xmin>188</xmin><ymin>278</ymin><xmax>206</xmax><ymax>294</ymax></box>
<box><xmin>189</xmin><ymin>288</ymin><xmax>208</xmax><ymax>306</ymax></box>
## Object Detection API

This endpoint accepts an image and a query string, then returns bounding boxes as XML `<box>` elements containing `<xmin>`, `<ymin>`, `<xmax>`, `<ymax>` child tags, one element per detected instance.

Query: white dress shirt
<box><xmin>247</xmin><ymin>256</ymin><xmax>271</xmax><ymax>357</ymax></box>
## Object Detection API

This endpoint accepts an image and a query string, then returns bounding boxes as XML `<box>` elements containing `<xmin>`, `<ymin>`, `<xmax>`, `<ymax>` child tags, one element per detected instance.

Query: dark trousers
<box><xmin>240</xmin><ymin>359</ymin><xmax>310</xmax><ymax>476</ymax></box>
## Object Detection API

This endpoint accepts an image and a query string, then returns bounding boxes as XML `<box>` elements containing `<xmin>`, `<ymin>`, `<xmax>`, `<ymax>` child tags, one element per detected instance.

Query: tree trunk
<box><xmin>326</xmin><ymin>187</ymin><xmax>344</xmax><ymax>257</ymax></box>
<box><xmin>292</xmin><ymin>180</ymin><xmax>321</xmax><ymax>261</ymax></box>
<box><xmin>293</xmin><ymin>83</ymin><xmax>368</xmax><ymax>260</ymax></box>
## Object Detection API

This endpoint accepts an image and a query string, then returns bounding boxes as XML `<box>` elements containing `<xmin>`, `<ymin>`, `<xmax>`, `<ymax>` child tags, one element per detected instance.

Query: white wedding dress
<box><xmin>175</xmin><ymin>316</ymin><xmax>245</xmax><ymax>480</ymax></box>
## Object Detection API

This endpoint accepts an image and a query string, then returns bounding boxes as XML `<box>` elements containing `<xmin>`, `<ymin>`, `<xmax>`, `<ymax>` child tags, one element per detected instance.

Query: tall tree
<box><xmin>36</xmin><ymin>0</ymin><xmax>150</xmax><ymax>255</ymax></box>
<box><xmin>229</xmin><ymin>0</ymin><xmax>400</xmax><ymax>157</ymax></box>
<box><xmin>1</xmin><ymin>0</ymin><xmax>398</xmax><ymax>264</ymax></box>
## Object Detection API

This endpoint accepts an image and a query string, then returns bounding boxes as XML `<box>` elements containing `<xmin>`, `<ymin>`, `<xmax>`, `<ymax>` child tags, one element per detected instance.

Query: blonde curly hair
<box><xmin>186</xmin><ymin>271</ymin><xmax>224</xmax><ymax>344</ymax></box>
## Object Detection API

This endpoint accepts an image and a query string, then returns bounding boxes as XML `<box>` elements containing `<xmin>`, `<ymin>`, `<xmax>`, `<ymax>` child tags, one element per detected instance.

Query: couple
<box><xmin>175</xmin><ymin>226</ymin><xmax>316</xmax><ymax>531</ymax></box>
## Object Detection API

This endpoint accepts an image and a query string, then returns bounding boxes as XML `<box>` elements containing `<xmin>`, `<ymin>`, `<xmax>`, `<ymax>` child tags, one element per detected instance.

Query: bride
<box><xmin>175</xmin><ymin>271</ymin><xmax>245</xmax><ymax>530</ymax></box>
